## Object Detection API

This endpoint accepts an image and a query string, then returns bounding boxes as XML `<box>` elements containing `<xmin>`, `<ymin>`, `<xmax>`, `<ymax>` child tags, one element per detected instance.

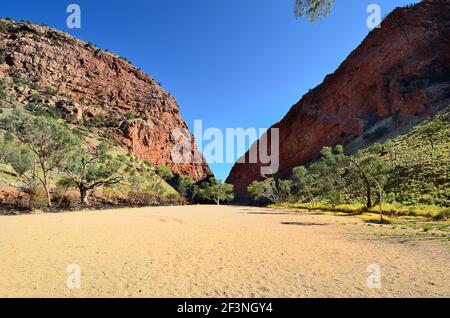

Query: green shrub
<box><xmin>85</xmin><ymin>114</ymin><xmax>108</xmax><ymax>128</ymax></box>
<box><xmin>161</xmin><ymin>193</ymin><xmax>187</xmax><ymax>205</ymax></box>
<box><xmin>0</xmin><ymin>22</ymin><xmax>8</xmax><ymax>32</ymax></box>
<box><xmin>108</xmin><ymin>115</ymin><xmax>121</xmax><ymax>127</ymax></box>
<box><xmin>119</xmin><ymin>56</ymin><xmax>133</xmax><ymax>65</ymax></box>
<box><xmin>374</xmin><ymin>127</ymin><xmax>389</xmax><ymax>138</ymax></box>
<box><xmin>0</xmin><ymin>50</ymin><xmax>5</xmax><ymax>64</ymax></box>
<box><xmin>85</xmin><ymin>42</ymin><xmax>95</xmax><ymax>49</ymax></box>
<box><xmin>25</xmin><ymin>103</ymin><xmax>66</xmax><ymax>119</ymax></box>
<box><xmin>44</xmin><ymin>86</ymin><xmax>57</xmax><ymax>96</ymax></box>
<box><xmin>0</xmin><ymin>79</ymin><xmax>7</xmax><ymax>99</ymax></box>
<box><xmin>272</xmin><ymin>202</ymin><xmax>449</xmax><ymax>220</ymax></box>
<box><xmin>124</xmin><ymin>111</ymin><xmax>137</xmax><ymax>120</ymax></box>
<box><xmin>30</xmin><ymin>75</ymin><xmax>41</xmax><ymax>90</ymax></box>
<box><xmin>54</xmin><ymin>186</ymin><xmax>78</xmax><ymax>208</ymax></box>
<box><xmin>363</xmin><ymin>127</ymin><xmax>389</xmax><ymax>142</ymax></box>
<box><xmin>19</xmin><ymin>186</ymin><xmax>49</xmax><ymax>211</ymax></box>
<box><xmin>156</xmin><ymin>165</ymin><xmax>174</xmax><ymax>181</ymax></box>
<box><xmin>12</xmin><ymin>74</ymin><xmax>24</xmax><ymax>85</ymax></box>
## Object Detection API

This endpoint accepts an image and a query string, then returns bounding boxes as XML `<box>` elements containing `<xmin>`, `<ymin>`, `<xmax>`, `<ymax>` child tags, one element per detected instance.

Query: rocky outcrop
<box><xmin>0</xmin><ymin>20</ymin><xmax>211</xmax><ymax>181</ymax></box>
<box><xmin>227</xmin><ymin>0</ymin><xmax>450</xmax><ymax>199</ymax></box>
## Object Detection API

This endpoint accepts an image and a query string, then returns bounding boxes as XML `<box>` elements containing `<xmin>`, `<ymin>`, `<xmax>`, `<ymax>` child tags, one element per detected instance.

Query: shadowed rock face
<box><xmin>0</xmin><ymin>20</ymin><xmax>212</xmax><ymax>181</ymax></box>
<box><xmin>227</xmin><ymin>0</ymin><xmax>450</xmax><ymax>199</ymax></box>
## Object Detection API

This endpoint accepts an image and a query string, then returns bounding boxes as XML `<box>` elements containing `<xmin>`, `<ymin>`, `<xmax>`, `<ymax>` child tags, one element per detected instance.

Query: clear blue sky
<box><xmin>1</xmin><ymin>0</ymin><xmax>416</xmax><ymax>181</ymax></box>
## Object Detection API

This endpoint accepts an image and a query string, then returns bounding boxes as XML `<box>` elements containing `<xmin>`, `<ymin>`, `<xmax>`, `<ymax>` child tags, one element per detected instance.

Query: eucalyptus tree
<box><xmin>294</xmin><ymin>0</ymin><xmax>335</xmax><ymax>21</ymax></box>
<box><xmin>61</xmin><ymin>144</ymin><xmax>124</xmax><ymax>205</ymax></box>
<box><xmin>198</xmin><ymin>178</ymin><xmax>234</xmax><ymax>205</ymax></box>
<box><xmin>3</xmin><ymin>112</ymin><xmax>79</xmax><ymax>207</ymax></box>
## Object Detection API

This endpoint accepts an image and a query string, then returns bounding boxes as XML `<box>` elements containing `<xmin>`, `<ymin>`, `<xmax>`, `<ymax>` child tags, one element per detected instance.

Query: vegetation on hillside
<box><xmin>2</xmin><ymin>111</ymin><xmax>80</xmax><ymax>207</ymax></box>
<box><xmin>0</xmin><ymin>105</ymin><xmax>237</xmax><ymax>212</ymax></box>
<box><xmin>385</xmin><ymin>112</ymin><xmax>449</xmax><ymax>207</ymax></box>
<box><xmin>248</xmin><ymin>109</ymin><xmax>450</xmax><ymax>222</ymax></box>
<box><xmin>0</xmin><ymin>104</ymin><xmax>231</xmax><ymax>212</ymax></box>
<box><xmin>0</xmin><ymin>117</ymin><xmax>167</xmax><ymax>210</ymax></box>
<box><xmin>0</xmin><ymin>29</ymin><xmax>236</xmax><ymax>212</ymax></box>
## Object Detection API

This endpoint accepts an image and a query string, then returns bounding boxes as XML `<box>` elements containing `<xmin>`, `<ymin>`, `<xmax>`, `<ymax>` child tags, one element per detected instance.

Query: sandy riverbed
<box><xmin>0</xmin><ymin>205</ymin><xmax>448</xmax><ymax>298</ymax></box>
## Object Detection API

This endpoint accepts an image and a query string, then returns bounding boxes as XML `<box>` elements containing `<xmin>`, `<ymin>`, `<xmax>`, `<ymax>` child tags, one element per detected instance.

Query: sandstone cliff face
<box><xmin>227</xmin><ymin>0</ymin><xmax>450</xmax><ymax>198</ymax></box>
<box><xmin>0</xmin><ymin>21</ymin><xmax>211</xmax><ymax>181</ymax></box>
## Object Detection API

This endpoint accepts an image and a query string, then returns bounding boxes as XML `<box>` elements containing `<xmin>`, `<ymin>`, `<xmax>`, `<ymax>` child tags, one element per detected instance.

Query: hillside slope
<box><xmin>383</xmin><ymin>107</ymin><xmax>449</xmax><ymax>206</ymax></box>
<box><xmin>227</xmin><ymin>0</ymin><xmax>450</xmax><ymax>199</ymax></box>
<box><xmin>0</xmin><ymin>19</ymin><xmax>211</xmax><ymax>181</ymax></box>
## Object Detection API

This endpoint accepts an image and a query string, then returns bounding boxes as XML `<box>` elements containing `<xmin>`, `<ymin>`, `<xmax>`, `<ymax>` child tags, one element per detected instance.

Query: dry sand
<box><xmin>0</xmin><ymin>205</ymin><xmax>448</xmax><ymax>298</ymax></box>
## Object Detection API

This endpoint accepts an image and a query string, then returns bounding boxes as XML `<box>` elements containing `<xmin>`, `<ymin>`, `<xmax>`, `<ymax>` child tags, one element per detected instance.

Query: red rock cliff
<box><xmin>227</xmin><ymin>0</ymin><xmax>450</xmax><ymax>199</ymax></box>
<box><xmin>0</xmin><ymin>20</ymin><xmax>211</xmax><ymax>181</ymax></box>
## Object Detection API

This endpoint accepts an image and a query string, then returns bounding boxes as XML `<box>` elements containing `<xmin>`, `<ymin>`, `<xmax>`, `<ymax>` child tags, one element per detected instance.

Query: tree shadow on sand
<box><xmin>238</xmin><ymin>208</ymin><xmax>301</xmax><ymax>216</ymax></box>
<box><xmin>281</xmin><ymin>222</ymin><xmax>328</xmax><ymax>226</ymax></box>
<box><xmin>245</xmin><ymin>211</ymin><xmax>299</xmax><ymax>216</ymax></box>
